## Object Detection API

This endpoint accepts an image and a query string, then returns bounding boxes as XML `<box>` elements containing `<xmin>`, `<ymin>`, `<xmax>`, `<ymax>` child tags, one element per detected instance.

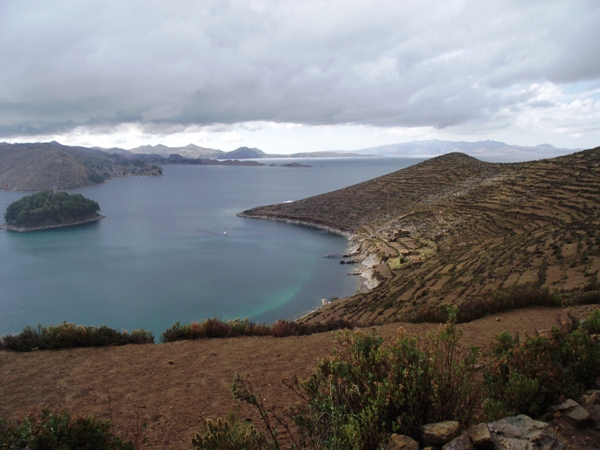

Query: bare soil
<box><xmin>1</xmin><ymin>305</ymin><xmax>598</xmax><ymax>449</ymax></box>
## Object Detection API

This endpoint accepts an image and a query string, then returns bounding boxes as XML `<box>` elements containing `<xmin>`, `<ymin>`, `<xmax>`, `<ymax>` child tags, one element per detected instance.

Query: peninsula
<box><xmin>2</xmin><ymin>190</ymin><xmax>103</xmax><ymax>232</ymax></box>
<box><xmin>240</xmin><ymin>147</ymin><xmax>600</xmax><ymax>324</ymax></box>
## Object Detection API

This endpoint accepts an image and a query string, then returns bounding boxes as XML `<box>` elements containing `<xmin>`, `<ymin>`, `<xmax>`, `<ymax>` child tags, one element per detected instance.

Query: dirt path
<box><xmin>1</xmin><ymin>305</ymin><xmax>597</xmax><ymax>449</ymax></box>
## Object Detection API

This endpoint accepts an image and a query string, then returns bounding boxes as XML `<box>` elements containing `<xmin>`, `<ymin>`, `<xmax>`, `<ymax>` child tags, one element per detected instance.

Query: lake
<box><xmin>0</xmin><ymin>156</ymin><xmax>425</xmax><ymax>339</ymax></box>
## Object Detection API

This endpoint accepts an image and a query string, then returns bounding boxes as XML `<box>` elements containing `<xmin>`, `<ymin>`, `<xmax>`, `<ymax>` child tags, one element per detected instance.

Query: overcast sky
<box><xmin>1</xmin><ymin>0</ymin><xmax>599</xmax><ymax>153</ymax></box>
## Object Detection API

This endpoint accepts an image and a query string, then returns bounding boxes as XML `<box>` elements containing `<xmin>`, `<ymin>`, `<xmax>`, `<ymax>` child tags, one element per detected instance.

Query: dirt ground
<box><xmin>1</xmin><ymin>305</ymin><xmax>599</xmax><ymax>449</ymax></box>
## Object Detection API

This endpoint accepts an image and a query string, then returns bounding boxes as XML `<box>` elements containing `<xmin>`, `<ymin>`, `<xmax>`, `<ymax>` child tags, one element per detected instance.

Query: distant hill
<box><xmin>114</xmin><ymin>144</ymin><xmax>362</xmax><ymax>159</ymax></box>
<box><xmin>349</xmin><ymin>139</ymin><xmax>579</xmax><ymax>160</ymax></box>
<box><xmin>241</xmin><ymin>147</ymin><xmax>600</xmax><ymax>324</ymax></box>
<box><xmin>0</xmin><ymin>142</ymin><xmax>162</xmax><ymax>191</ymax></box>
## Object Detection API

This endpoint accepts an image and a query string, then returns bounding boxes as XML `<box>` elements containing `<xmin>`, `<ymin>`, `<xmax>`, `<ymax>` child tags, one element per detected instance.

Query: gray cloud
<box><xmin>0</xmin><ymin>0</ymin><xmax>599</xmax><ymax>141</ymax></box>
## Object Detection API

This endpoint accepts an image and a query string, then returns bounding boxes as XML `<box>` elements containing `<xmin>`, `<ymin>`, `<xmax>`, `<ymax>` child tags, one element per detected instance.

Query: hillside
<box><xmin>0</xmin><ymin>142</ymin><xmax>162</xmax><ymax>191</ymax></box>
<box><xmin>240</xmin><ymin>148</ymin><xmax>600</xmax><ymax>324</ymax></box>
<box><xmin>1</xmin><ymin>305</ymin><xmax>597</xmax><ymax>449</ymax></box>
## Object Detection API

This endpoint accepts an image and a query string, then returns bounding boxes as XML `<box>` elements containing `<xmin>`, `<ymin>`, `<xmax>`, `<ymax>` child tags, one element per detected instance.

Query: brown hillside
<box><xmin>0</xmin><ymin>143</ymin><xmax>162</xmax><ymax>191</ymax></box>
<box><xmin>241</xmin><ymin>148</ymin><xmax>600</xmax><ymax>324</ymax></box>
<box><xmin>1</xmin><ymin>305</ymin><xmax>597</xmax><ymax>449</ymax></box>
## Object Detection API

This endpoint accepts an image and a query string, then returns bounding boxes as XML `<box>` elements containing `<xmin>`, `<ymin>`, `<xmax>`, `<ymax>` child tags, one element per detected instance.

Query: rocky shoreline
<box><xmin>237</xmin><ymin>211</ymin><xmax>381</xmax><ymax>293</ymax></box>
<box><xmin>1</xmin><ymin>214</ymin><xmax>105</xmax><ymax>232</ymax></box>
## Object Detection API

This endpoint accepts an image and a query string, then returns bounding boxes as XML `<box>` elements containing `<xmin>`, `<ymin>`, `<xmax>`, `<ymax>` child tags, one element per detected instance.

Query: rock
<box><xmin>443</xmin><ymin>434</ymin><xmax>474</xmax><ymax>450</ymax></box>
<box><xmin>565</xmin><ymin>405</ymin><xmax>593</xmax><ymax>427</ymax></box>
<box><xmin>550</xmin><ymin>398</ymin><xmax>579</xmax><ymax>412</ymax></box>
<box><xmin>582</xmin><ymin>390</ymin><xmax>600</xmax><ymax>406</ymax></box>
<box><xmin>423</xmin><ymin>420</ymin><xmax>461</xmax><ymax>445</ymax></box>
<box><xmin>468</xmin><ymin>423</ymin><xmax>493</xmax><ymax>449</ymax></box>
<box><xmin>388</xmin><ymin>433</ymin><xmax>419</xmax><ymax>450</ymax></box>
<box><xmin>488</xmin><ymin>415</ymin><xmax>564</xmax><ymax>450</ymax></box>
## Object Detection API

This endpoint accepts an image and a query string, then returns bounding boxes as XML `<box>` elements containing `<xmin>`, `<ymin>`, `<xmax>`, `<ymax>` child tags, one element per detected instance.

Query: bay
<box><xmin>0</xmin><ymin>156</ymin><xmax>424</xmax><ymax>339</ymax></box>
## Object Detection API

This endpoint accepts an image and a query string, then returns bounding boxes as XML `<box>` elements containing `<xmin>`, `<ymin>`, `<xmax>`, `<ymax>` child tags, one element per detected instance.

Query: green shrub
<box><xmin>483</xmin><ymin>312</ymin><xmax>600</xmax><ymax>418</ymax></box>
<box><xmin>402</xmin><ymin>284</ymin><xmax>563</xmax><ymax>324</ymax></box>
<box><xmin>224</xmin><ymin>312</ymin><xmax>483</xmax><ymax>449</ymax></box>
<box><xmin>0</xmin><ymin>409</ymin><xmax>133</xmax><ymax>449</ymax></box>
<box><xmin>191</xmin><ymin>413</ymin><xmax>268</xmax><ymax>450</ymax></box>
<box><xmin>200</xmin><ymin>309</ymin><xmax>600</xmax><ymax>449</ymax></box>
<box><xmin>0</xmin><ymin>322</ymin><xmax>154</xmax><ymax>351</ymax></box>
<box><xmin>160</xmin><ymin>317</ymin><xmax>354</xmax><ymax>343</ymax></box>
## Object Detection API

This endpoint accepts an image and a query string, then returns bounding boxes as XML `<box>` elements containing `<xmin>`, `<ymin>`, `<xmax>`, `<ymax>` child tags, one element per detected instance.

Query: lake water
<box><xmin>0</xmin><ymin>156</ymin><xmax>424</xmax><ymax>339</ymax></box>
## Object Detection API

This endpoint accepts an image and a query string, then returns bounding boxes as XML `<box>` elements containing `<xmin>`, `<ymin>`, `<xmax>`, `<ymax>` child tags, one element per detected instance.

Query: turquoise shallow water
<box><xmin>0</xmin><ymin>157</ymin><xmax>424</xmax><ymax>338</ymax></box>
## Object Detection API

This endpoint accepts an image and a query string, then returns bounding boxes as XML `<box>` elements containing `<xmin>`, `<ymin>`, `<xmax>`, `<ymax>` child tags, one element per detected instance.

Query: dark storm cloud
<box><xmin>0</xmin><ymin>0</ymin><xmax>598</xmax><ymax>139</ymax></box>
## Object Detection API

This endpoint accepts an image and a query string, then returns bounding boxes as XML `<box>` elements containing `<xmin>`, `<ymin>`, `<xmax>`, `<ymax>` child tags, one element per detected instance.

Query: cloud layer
<box><xmin>1</xmin><ymin>0</ymin><xmax>599</xmax><ymax>149</ymax></box>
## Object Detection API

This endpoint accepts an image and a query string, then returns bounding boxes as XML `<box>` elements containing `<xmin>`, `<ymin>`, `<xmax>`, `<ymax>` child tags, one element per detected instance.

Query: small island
<box><xmin>2</xmin><ymin>190</ymin><xmax>104</xmax><ymax>232</ymax></box>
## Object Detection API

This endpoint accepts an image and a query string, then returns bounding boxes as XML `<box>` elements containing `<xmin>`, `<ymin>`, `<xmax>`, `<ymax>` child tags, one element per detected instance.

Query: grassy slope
<box><xmin>241</xmin><ymin>148</ymin><xmax>600</xmax><ymax>324</ymax></box>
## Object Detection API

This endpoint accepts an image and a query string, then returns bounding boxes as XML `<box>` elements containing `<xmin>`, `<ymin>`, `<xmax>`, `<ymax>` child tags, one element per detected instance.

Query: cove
<box><xmin>0</xmin><ymin>157</ymin><xmax>424</xmax><ymax>338</ymax></box>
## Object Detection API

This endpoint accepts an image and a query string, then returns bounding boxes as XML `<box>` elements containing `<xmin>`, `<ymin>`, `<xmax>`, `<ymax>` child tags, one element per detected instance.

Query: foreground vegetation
<box><xmin>1</xmin><ymin>309</ymin><xmax>599</xmax><ymax>448</ymax></box>
<box><xmin>0</xmin><ymin>409</ymin><xmax>135</xmax><ymax>450</ymax></box>
<box><xmin>2</xmin><ymin>286</ymin><xmax>598</xmax><ymax>351</ymax></box>
<box><xmin>0</xmin><ymin>318</ymin><xmax>352</xmax><ymax>351</ymax></box>
<box><xmin>160</xmin><ymin>317</ymin><xmax>354</xmax><ymax>342</ymax></box>
<box><xmin>3</xmin><ymin>190</ymin><xmax>101</xmax><ymax>229</ymax></box>
<box><xmin>193</xmin><ymin>309</ymin><xmax>600</xmax><ymax>449</ymax></box>
<box><xmin>0</xmin><ymin>322</ymin><xmax>154</xmax><ymax>351</ymax></box>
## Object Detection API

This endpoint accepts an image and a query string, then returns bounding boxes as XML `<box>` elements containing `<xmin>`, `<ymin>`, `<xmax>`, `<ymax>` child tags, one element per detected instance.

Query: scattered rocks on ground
<box><xmin>565</xmin><ymin>406</ymin><xmax>593</xmax><ymax>428</ymax></box>
<box><xmin>550</xmin><ymin>398</ymin><xmax>595</xmax><ymax>428</ymax></box>
<box><xmin>468</xmin><ymin>422</ymin><xmax>494</xmax><ymax>449</ymax></box>
<box><xmin>442</xmin><ymin>434</ymin><xmax>474</xmax><ymax>450</ymax></box>
<box><xmin>488</xmin><ymin>415</ymin><xmax>564</xmax><ymax>450</ymax></box>
<box><xmin>422</xmin><ymin>420</ymin><xmax>461</xmax><ymax>445</ymax></box>
<box><xmin>387</xmin><ymin>433</ymin><xmax>419</xmax><ymax>450</ymax></box>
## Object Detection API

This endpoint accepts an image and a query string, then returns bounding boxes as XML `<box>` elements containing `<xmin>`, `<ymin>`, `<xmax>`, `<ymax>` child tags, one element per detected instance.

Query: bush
<box><xmin>191</xmin><ymin>413</ymin><xmax>268</xmax><ymax>450</ymax></box>
<box><xmin>223</xmin><ymin>312</ymin><xmax>483</xmax><ymax>449</ymax></box>
<box><xmin>0</xmin><ymin>322</ymin><xmax>154</xmax><ymax>351</ymax></box>
<box><xmin>0</xmin><ymin>409</ymin><xmax>133</xmax><ymax>449</ymax></box>
<box><xmin>483</xmin><ymin>311</ymin><xmax>600</xmax><ymax>418</ymax></box>
<box><xmin>160</xmin><ymin>317</ymin><xmax>354</xmax><ymax>343</ymax></box>
<box><xmin>198</xmin><ymin>309</ymin><xmax>600</xmax><ymax>449</ymax></box>
<box><xmin>403</xmin><ymin>284</ymin><xmax>562</xmax><ymax>324</ymax></box>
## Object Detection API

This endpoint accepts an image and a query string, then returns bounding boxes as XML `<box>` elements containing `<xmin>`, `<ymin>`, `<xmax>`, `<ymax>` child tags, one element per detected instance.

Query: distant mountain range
<box><xmin>106</xmin><ymin>144</ymin><xmax>360</xmax><ymax>159</ymax></box>
<box><xmin>344</xmin><ymin>139</ymin><xmax>580</xmax><ymax>160</ymax></box>
<box><xmin>100</xmin><ymin>139</ymin><xmax>580</xmax><ymax>161</ymax></box>
<box><xmin>0</xmin><ymin>139</ymin><xmax>584</xmax><ymax>191</ymax></box>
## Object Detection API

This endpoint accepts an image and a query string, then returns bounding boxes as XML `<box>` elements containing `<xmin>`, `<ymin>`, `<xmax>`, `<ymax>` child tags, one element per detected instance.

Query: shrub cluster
<box><xmin>160</xmin><ymin>317</ymin><xmax>354</xmax><ymax>343</ymax></box>
<box><xmin>0</xmin><ymin>322</ymin><xmax>154</xmax><ymax>351</ymax></box>
<box><xmin>195</xmin><ymin>311</ymin><xmax>483</xmax><ymax>449</ymax></box>
<box><xmin>0</xmin><ymin>409</ymin><xmax>133</xmax><ymax>450</ymax></box>
<box><xmin>402</xmin><ymin>284</ymin><xmax>563</xmax><ymax>324</ymax></box>
<box><xmin>193</xmin><ymin>309</ymin><xmax>600</xmax><ymax>450</ymax></box>
<box><xmin>484</xmin><ymin>309</ymin><xmax>600</xmax><ymax>418</ymax></box>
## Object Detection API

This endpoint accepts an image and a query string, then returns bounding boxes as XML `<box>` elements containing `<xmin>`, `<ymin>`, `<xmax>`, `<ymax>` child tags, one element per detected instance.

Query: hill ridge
<box><xmin>241</xmin><ymin>147</ymin><xmax>600</xmax><ymax>323</ymax></box>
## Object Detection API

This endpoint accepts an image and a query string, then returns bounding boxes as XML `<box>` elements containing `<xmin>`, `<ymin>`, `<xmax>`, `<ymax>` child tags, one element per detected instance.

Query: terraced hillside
<box><xmin>240</xmin><ymin>148</ymin><xmax>600</xmax><ymax>324</ymax></box>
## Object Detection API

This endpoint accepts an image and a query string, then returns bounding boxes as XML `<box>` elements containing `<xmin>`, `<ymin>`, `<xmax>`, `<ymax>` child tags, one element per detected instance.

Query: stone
<box><xmin>565</xmin><ymin>405</ymin><xmax>593</xmax><ymax>427</ymax></box>
<box><xmin>423</xmin><ymin>420</ymin><xmax>461</xmax><ymax>445</ymax></box>
<box><xmin>442</xmin><ymin>434</ymin><xmax>474</xmax><ymax>450</ymax></box>
<box><xmin>582</xmin><ymin>390</ymin><xmax>600</xmax><ymax>406</ymax></box>
<box><xmin>488</xmin><ymin>415</ymin><xmax>564</xmax><ymax>450</ymax></box>
<box><xmin>388</xmin><ymin>433</ymin><xmax>419</xmax><ymax>450</ymax></box>
<box><xmin>468</xmin><ymin>423</ymin><xmax>493</xmax><ymax>449</ymax></box>
<box><xmin>550</xmin><ymin>398</ymin><xmax>578</xmax><ymax>412</ymax></box>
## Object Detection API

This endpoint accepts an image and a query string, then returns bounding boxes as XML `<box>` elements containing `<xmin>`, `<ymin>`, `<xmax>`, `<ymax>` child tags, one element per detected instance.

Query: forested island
<box><xmin>2</xmin><ymin>190</ymin><xmax>103</xmax><ymax>231</ymax></box>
